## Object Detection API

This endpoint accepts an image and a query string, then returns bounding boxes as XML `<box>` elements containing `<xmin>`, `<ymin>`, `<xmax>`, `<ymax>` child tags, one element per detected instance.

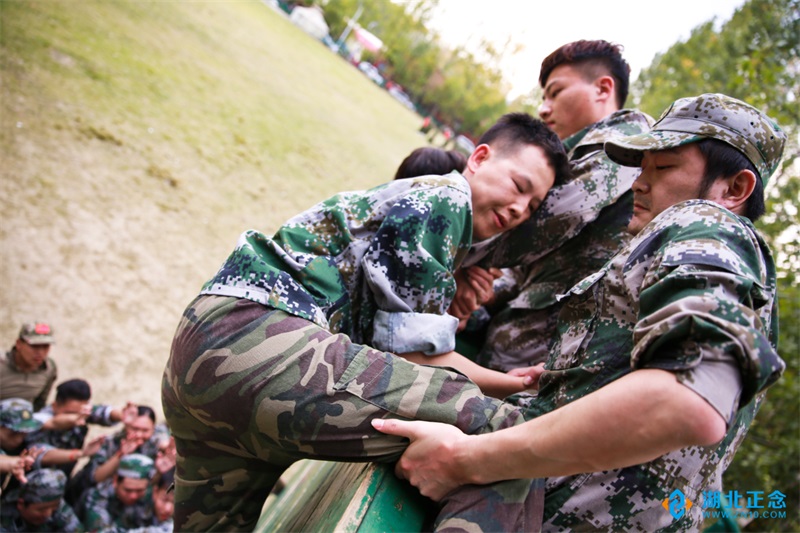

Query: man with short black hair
<box><xmin>163</xmin><ymin>113</ymin><xmax>571</xmax><ymax>531</ymax></box>
<box><xmin>26</xmin><ymin>379</ymin><xmax>135</xmax><ymax>479</ymax></box>
<box><xmin>452</xmin><ymin>40</ymin><xmax>654</xmax><ymax>371</ymax></box>
<box><xmin>376</xmin><ymin>93</ymin><xmax>787</xmax><ymax>531</ymax></box>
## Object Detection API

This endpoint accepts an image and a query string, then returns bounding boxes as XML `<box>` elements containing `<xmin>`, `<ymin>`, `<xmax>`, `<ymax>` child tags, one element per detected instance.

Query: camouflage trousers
<box><xmin>162</xmin><ymin>295</ymin><xmax>543</xmax><ymax>532</ymax></box>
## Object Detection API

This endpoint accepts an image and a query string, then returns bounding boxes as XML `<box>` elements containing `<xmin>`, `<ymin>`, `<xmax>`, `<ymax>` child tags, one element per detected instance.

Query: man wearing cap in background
<box><xmin>1</xmin><ymin>323</ymin><xmax>58</xmax><ymax>411</ymax></box>
<box><xmin>374</xmin><ymin>93</ymin><xmax>787</xmax><ymax>531</ymax></box>
<box><xmin>78</xmin><ymin>453</ymin><xmax>156</xmax><ymax>531</ymax></box>
<box><xmin>0</xmin><ymin>468</ymin><xmax>84</xmax><ymax>532</ymax></box>
<box><xmin>0</xmin><ymin>398</ymin><xmax>44</xmax><ymax>493</ymax></box>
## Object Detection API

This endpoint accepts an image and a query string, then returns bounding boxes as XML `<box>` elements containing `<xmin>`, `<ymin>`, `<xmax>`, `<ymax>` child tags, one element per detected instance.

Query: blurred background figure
<box><xmin>394</xmin><ymin>146</ymin><xmax>466</xmax><ymax>180</ymax></box>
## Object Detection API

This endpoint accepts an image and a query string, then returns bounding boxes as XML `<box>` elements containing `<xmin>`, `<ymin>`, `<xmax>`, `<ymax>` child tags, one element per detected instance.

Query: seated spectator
<box><xmin>0</xmin><ymin>323</ymin><xmax>58</xmax><ymax>411</ymax></box>
<box><xmin>0</xmin><ymin>468</ymin><xmax>84</xmax><ymax>532</ymax></box>
<box><xmin>26</xmin><ymin>379</ymin><xmax>135</xmax><ymax>478</ymax></box>
<box><xmin>78</xmin><ymin>453</ymin><xmax>156</xmax><ymax>531</ymax></box>
<box><xmin>143</xmin><ymin>468</ymin><xmax>175</xmax><ymax>533</ymax></box>
<box><xmin>393</xmin><ymin>146</ymin><xmax>467</xmax><ymax>180</ymax></box>
<box><xmin>0</xmin><ymin>398</ymin><xmax>44</xmax><ymax>493</ymax></box>
<box><xmin>66</xmin><ymin>406</ymin><xmax>159</xmax><ymax>506</ymax></box>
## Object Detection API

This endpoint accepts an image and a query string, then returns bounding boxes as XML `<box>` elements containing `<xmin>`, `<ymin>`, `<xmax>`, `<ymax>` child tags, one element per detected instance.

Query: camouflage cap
<box><xmin>604</xmin><ymin>93</ymin><xmax>786</xmax><ymax>183</ymax></box>
<box><xmin>118</xmin><ymin>453</ymin><xmax>155</xmax><ymax>480</ymax></box>
<box><xmin>0</xmin><ymin>398</ymin><xmax>43</xmax><ymax>433</ymax></box>
<box><xmin>19</xmin><ymin>468</ymin><xmax>67</xmax><ymax>503</ymax></box>
<box><xmin>18</xmin><ymin>322</ymin><xmax>55</xmax><ymax>345</ymax></box>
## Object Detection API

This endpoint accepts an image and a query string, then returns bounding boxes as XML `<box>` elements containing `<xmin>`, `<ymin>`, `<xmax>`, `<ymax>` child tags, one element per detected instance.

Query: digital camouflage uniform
<box><xmin>163</xmin><ymin>175</ymin><xmax>540</xmax><ymax>531</ymax></box>
<box><xmin>520</xmin><ymin>94</ymin><xmax>787</xmax><ymax>530</ymax></box>
<box><xmin>0</xmin><ymin>468</ymin><xmax>84</xmax><ymax>532</ymax></box>
<box><xmin>26</xmin><ymin>404</ymin><xmax>119</xmax><ymax>478</ymax></box>
<box><xmin>66</xmin><ymin>430</ymin><xmax>160</xmax><ymax>507</ymax></box>
<box><xmin>470</xmin><ymin>109</ymin><xmax>654</xmax><ymax>370</ymax></box>
<box><xmin>0</xmin><ymin>398</ymin><xmax>43</xmax><ymax>496</ymax></box>
<box><xmin>78</xmin><ymin>454</ymin><xmax>155</xmax><ymax>532</ymax></box>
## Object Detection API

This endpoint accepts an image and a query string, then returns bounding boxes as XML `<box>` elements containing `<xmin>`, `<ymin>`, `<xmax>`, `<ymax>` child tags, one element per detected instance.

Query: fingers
<box><xmin>371</xmin><ymin>418</ymin><xmax>418</xmax><ymax>439</ymax></box>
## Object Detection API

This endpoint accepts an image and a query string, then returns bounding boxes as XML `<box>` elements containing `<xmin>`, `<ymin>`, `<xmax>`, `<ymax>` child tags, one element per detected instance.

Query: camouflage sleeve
<box><xmin>366</xmin><ymin>185</ymin><xmax>471</xmax><ymax>355</ymax></box>
<box><xmin>52</xmin><ymin>499</ymin><xmax>86</xmax><ymax>533</ymax></box>
<box><xmin>630</xmin><ymin>201</ymin><xmax>785</xmax><ymax>410</ymax></box>
<box><xmin>82</xmin><ymin>485</ymin><xmax>115</xmax><ymax>531</ymax></box>
<box><xmin>87</xmin><ymin>405</ymin><xmax>116</xmax><ymax>426</ymax></box>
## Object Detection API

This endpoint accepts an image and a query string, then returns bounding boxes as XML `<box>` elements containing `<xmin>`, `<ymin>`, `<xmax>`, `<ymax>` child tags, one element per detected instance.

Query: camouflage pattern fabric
<box><xmin>26</xmin><ymin>404</ymin><xmax>119</xmax><ymax>478</ymax></box>
<box><xmin>200</xmin><ymin>175</ymin><xmax>473</xmax><ymax>355</ymax></box>
<box><xmin>470</xmin><ymin>110</ymin><xmax>654</xmax><ymax>369</ymax></box>
<box><xmin>520</xmin><ymin>200</ymin><xmax>784</xmax><ymax>531</ymax></box>
<box><xmin>66</xmin><ymin>430</ymin><xmax>160</xmax><ymax>507</ymax></box>
<box><xmin>1</xmin><ymin>469</ymin><xmax>84</xmax><ymax>532</ymax></box>
<box><xmin>0</xmin><ymin>498</ymin><xmax>85</xmax><ymax>532</ymax></box>
<box><xmin>78</xmin><ymin>479</ymin><xmax>154</xmax><ymax>532</ymax></box>
<box><xmin>162</xmin><ymin>295</ymin><xmax>542</xmax><ymax>532</ymax></box>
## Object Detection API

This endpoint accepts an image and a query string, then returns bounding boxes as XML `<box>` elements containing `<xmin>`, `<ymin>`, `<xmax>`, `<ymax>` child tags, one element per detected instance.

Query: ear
<box><xmin>716</xmin><ymin>169</ymin><xmax>757</xmax><ymax>214</ymax></box>
<box><xmin>594</xmin><ymin>75</ymin><xmax>614</xmax><ymax>104</ymax></box>
<box><xmin>465</xmin><ymin>144</ymin><xmax>491</xmax><ymax>175</ymax></box>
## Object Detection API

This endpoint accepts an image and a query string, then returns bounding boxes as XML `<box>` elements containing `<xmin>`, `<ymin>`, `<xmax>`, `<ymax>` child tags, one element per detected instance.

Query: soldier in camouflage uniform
<box><xmin>162</xmin><ymin>113</ymin><xmax>571</xmax><ymax>531</ymax></box>
<box><xmin>66</xmin><ymin>406</ymin><xmax>160</xmax><ymax>507</ymax></box>
<box><xmin>452</xmin><ymin>40</ymin><xmax>654</xmax><ymax>370</ymax></box>
<box><xmin>376</xmin><ymin>93</ymin><xmax>787</xmax><ymax>531</ymax></box>
<box><xmin>0</xmin><ymin>468</ymin><xmax>84</xmax><ymax>532</ymax></box>
<box><xmin>0</xmin><ymin>323</ymin><xmax>58</xmax><ymax>412</ymax></box>
<box><xmin>26</xmin><ymin>379</ymin><xmax>133</xmax><ymax>479</ymax></box>
<box><xmin>78</xmin><ymin>453</ymin><xmax>155</xmax><ymax>532</ymax></box>
<box><xmin>0</xmin><ymin>398</ymin><xmax>43</xmax><ymax>495</ymax></box>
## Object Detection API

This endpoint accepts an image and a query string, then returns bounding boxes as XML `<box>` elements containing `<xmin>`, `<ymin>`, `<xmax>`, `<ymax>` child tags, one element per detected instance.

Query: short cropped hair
<box><xmin>55</xmin><ymin>379</ymin><xmax>91</xmax><ymax>403</ymax></box>
<box><xmin>394</xmin><ymin>147</ymin><xmax>467</xmax><ymax>180</ymax></box>
<box><xmin>539</xmin><ymin>40</ymin><xmax>631</xmax><ymax>108</ymax></box>
<box><xmin>477</xmin><ymin>112</ymin><xmax>572</xmax><ymax>185</ymax></box>
<box><xmin>138</xmin><ymin>405</ymin><xmax>157</xmax><ymax>424</ymax></box>
<box><xmin>696</xmin><ymin>138</ymin><xmax>766</xmax><ymax>221</ymax></box>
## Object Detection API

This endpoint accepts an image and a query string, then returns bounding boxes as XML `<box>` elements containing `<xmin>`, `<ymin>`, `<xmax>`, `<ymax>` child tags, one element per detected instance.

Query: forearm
<box><xmin>459</xmin><ymin>369</ymin><xmax>726</xmax><ymax>485</ymax></box>
<box><xmin>40</xmin><ymin>448</ymin><xmax>83</xmax><ymax>466</ymax></box>
<box><xmin>399</xmin><ymin>351</ymin><xmax>528</xmax><ymax>398</ymax></box>
<box><xmin>93</xmin><ymin>452</ymin><xmax>121</xmax><ymax>483</ymax></box>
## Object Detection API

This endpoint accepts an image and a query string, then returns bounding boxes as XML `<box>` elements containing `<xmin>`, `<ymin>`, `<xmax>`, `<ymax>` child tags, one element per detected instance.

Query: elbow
<box><xmin>685</xmin><ymin>397</ymin><xmax>727</xmax><ymax>447</ymax></box>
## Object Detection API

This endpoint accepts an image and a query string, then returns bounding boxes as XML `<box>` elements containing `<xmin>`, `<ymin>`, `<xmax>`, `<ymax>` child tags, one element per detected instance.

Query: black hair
<box><xmin>394</xmin><ymin>147</ymin><xmax>467</xmax><ymax>180</ymax></box>
<box><xmin>477</xmin><ymin>112</ymin><xmax>572</xmax><ymax>185</ymax></box>
<box><xmin>696</xmin><ymin>138</ymin><xmax>766</xmax><ymax>221</ymax></box>
<box><xmin>55</xmin><ymin>379</ymin><xmax>91</xmax><ymax>403</ymax></box>
<box><xmin>137</xmin><ymin>405</ymin><xmax>157</xmax><ymax>424</ymax></box>
<box><xmin>539</xmin><ymin>40</ymin><xmax>631</xmax><ymax>108</ymax></box>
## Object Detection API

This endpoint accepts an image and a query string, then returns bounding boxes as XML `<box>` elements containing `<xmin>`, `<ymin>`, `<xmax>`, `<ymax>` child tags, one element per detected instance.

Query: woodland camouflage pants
<box><xmin>162</xmin><ymin>295</ymin><xmax>543</xmax><ymax>532</ymax></box>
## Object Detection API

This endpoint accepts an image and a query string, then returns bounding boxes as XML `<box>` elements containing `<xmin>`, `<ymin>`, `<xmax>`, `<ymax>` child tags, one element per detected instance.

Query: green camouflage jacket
<box><xmin>525</xmin><ymin>200</ymin><xmax>784</xmax><ymax>531</ymax></box>
<box><xmin>202</xmin><ymin>174</ymin><xmax>473</xmax><ymax>355</ymax></box>
<box><xmin>0</xmin><ymin>498</ymin><xmax>85</xmax><ymax>532</ymax></box>
<box><xmin>472</xmin><ymin>109</ymin><xmax>654</xmax><ymax>368</ymax></box>
<box><xmin>78</xmin><ymin>480</ymin><xmax>154</xmax><ymax>532</ymax></box>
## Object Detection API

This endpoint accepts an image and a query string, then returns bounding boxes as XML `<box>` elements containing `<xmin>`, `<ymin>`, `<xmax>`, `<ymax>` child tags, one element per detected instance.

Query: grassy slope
<box><xmin>0</xmin><ymin>0</ymin><xmax>425</xmax><ymax>413</ymax></box>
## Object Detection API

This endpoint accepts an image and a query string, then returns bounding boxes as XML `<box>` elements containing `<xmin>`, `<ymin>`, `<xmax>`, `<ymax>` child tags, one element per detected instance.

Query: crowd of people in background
<box><xmin>0</xmin><ymin>322</ymin><xmax>174</xmax><ymax>532</ymax></box>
